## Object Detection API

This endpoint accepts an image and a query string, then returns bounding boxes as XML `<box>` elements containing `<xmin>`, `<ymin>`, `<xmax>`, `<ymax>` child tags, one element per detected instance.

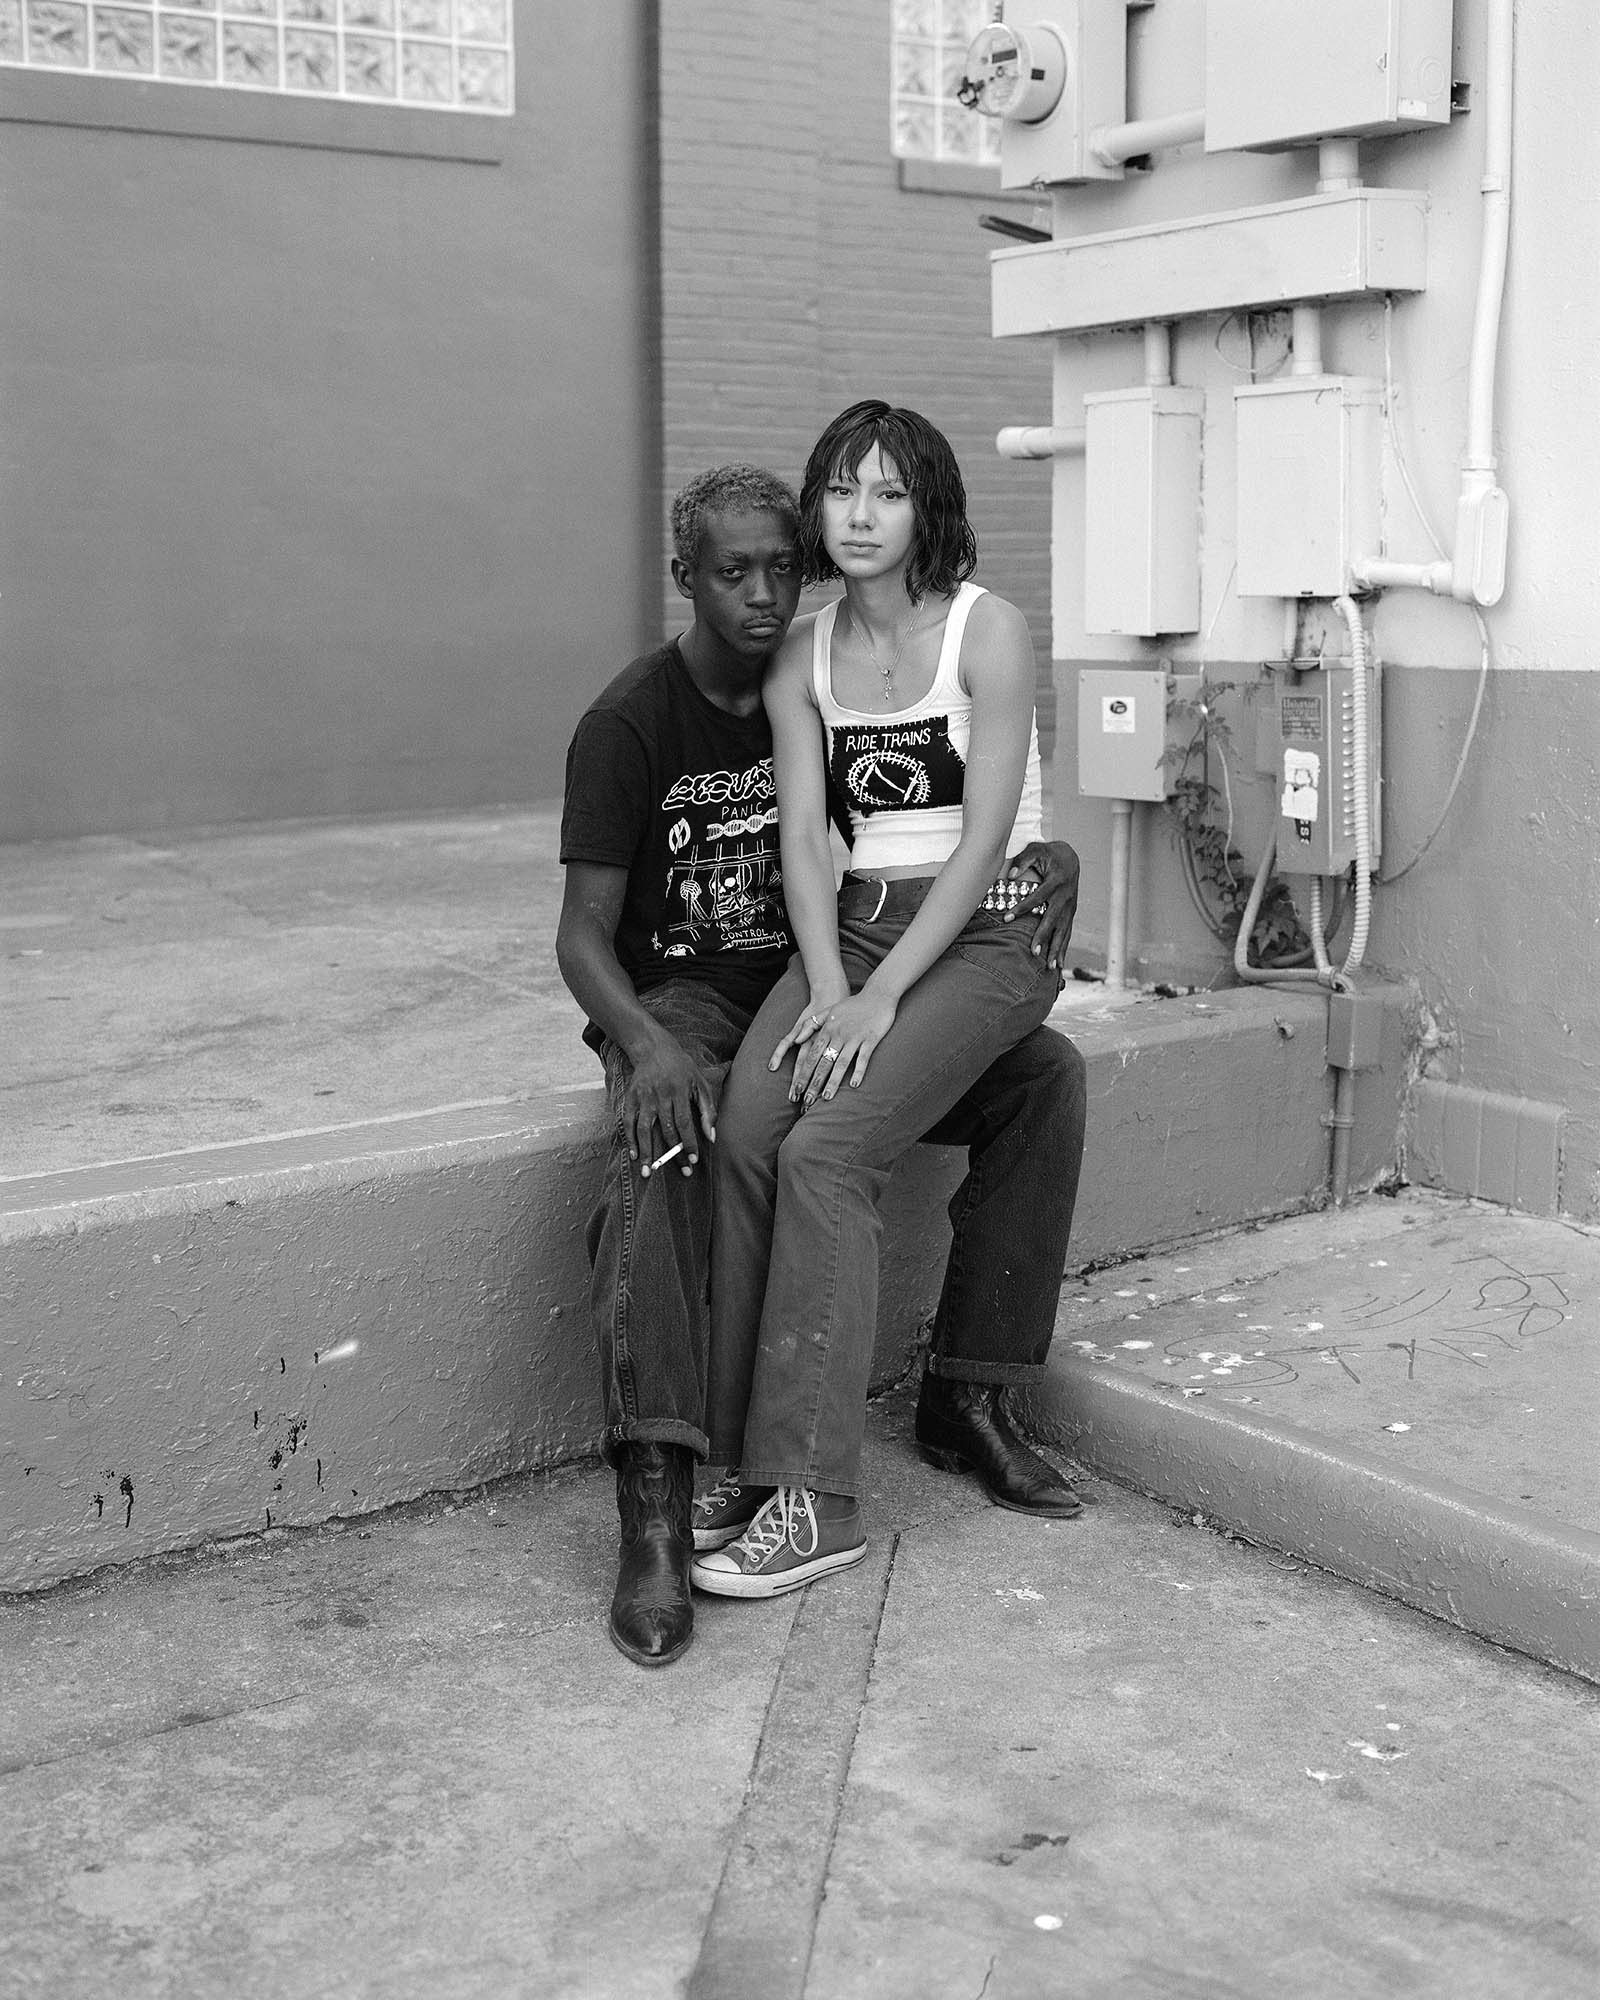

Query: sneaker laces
<box><xmin>693</xmin><ymin>1472</ymin><xmax>745</xmax><ymax>1521</ymax></box>
<box><xmin>733</xmin><ymin>1487</ymin><xmax>818</xmax><ymax>1566</ymax></box>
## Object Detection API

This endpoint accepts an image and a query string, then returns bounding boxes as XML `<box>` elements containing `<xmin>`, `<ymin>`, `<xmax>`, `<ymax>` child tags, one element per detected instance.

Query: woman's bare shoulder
<box><xmin>958</xmin><ymin>588</ymin><xmax>1035</xmax><ymax>691</ymax></box>
<box><xmin>964</xmin><ymin>587</ymin><xmax>1031</xmax><ymax>644</ymax></box>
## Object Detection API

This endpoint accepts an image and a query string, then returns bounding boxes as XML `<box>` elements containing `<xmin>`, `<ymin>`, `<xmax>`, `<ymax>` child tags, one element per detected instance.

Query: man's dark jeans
<box><xmin>585</xmin><ymin>976</ymin><xmax>1086</xmax><ymax>1466</ymax></box>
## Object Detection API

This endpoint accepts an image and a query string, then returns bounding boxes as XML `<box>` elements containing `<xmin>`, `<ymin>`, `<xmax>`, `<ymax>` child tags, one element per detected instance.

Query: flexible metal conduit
<box><xmin>1332</xmin><ymin>594</ymin><xmax>1375</xmax><ymax>975</ymax></box>
<box><xmin>1233</xmin><ymin>599</ymin><xmax>1374</xmax><ymax>990</ymax></box>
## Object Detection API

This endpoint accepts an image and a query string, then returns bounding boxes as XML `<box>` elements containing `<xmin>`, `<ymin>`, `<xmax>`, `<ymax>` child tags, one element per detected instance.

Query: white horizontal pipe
<box><xmin>996</xmin><ymin>425</ymin><xmax>1087</xmax><ymax>460</ymax></box>
<box><xmin>1090</xmin><ymin>107</ymin><xmax>1204</xmax><ymax>167</ymax></box>
<box><xmin>1351</xmin><ymin>558</ymin><xmax>1453</xmax><ymax>594</ymax></box>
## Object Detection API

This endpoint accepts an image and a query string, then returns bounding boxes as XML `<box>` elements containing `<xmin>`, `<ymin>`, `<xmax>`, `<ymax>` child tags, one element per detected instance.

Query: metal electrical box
<box><xmin>1234</xmin><ymin>377</ymin><xmax>1382</xmax><ymax>599</ymax></box>
<box><xmin>982</xmin><ymin>0</ymin><xmax>1129</xmax><ymax>188</ymax></box>
<box><xmin>1270</xmin><ymin>666</ymin><xmax>1382</xmax><ymax>876</ymax></box>
<box><xmin>1077</xmin><ymin>669</ymin><xmax>1203</xmax><ymax>802</ymax></box>
<box><xmin>1205</xmin><ymin>0</ymin><xmax>1456</xmax><ymax>153</ymax></box>
<box><xmin>1084</xmin><ymin>386</ymin><xmax>1204</xmax><ymax>636</ymax></box>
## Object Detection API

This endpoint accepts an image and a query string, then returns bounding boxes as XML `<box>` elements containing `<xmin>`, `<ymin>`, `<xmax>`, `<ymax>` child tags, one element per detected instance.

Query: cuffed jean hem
<box><xmin>735</xmin><ymin>1464</ymin><xmax>860</xmax><ymax>1502</ymax></box>
<box><xmin>924</xmin><ymin>1355</ymin><xmax>1047</xmax><ymax>1387</ymax></box>
<box><xmin>601</xmin><ymin>1418</ymin><xmax>710</xmax><ymax>1469</ymax></box>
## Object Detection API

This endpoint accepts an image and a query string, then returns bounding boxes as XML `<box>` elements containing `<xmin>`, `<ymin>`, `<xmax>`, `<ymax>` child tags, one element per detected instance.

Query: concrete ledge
<box><xmin>0</xmin><ymin>1092</ymin><xmax>969</xmax><ymax>1593</ymax></box>
<box><xmin>1025</xmin><ymin>1357</ymin><xmax>1600</xmax><ymax>1685</ymax></box>
<box><xmin>2</xmin><ymin>984</ymin><xmax>1411</xmax><ymax>1592</ymax></box>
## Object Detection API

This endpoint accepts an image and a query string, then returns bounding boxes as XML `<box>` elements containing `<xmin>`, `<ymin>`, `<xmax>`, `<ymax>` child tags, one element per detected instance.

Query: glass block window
<box><xmin>0</xmin><ymin>0</ymin><xmax>513</xmax><ymax>112</ymax></box>
<box><xmin>891</xmin><ymin>0</ymin><xmax>999</xmax><ymax>166</ymax></box>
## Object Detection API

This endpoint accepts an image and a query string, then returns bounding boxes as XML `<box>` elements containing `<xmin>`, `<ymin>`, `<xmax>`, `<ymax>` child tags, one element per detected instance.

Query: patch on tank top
<box><xmin>829</xmin><ymin>715</ymin><xmax>967</xmax><ymax>817</ymax></box>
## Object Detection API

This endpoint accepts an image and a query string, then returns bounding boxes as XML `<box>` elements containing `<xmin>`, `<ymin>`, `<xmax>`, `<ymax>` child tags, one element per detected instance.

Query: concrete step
<box><xmin>2</xmin><ymin>984</ymin><xmax>1406</xmax><ymax>1594</ymax></box>
<box><xmin>1022</xmin><ymin>1196</ymin><xmax>1600</xmax><ymax>1684</ymax></box>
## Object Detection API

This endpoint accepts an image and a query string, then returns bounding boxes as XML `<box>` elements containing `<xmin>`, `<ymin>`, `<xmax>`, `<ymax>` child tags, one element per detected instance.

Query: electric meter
<box><xmin>960</xmin><ymin>4</ymin><xmax>1127</xmax><ymax>188</ymax></box>
<box><xmin>958</xmin><ymin>22</ymin><xmax>1066</xmax><ymax>126</ymax></box>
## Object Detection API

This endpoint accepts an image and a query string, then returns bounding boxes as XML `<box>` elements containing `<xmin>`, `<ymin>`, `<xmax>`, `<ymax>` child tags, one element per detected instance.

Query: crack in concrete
<box><xmin>686</xmin><ymin>1533</ymin><xmax>900</xmax><ymax>2000</ymax></box>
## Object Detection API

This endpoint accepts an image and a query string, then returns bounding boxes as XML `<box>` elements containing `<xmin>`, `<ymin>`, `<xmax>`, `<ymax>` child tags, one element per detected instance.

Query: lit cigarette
<box><xmin>646</xmin><ymin>1142</ymin><xmax>684</xmax><ymax>1172</ymax></box>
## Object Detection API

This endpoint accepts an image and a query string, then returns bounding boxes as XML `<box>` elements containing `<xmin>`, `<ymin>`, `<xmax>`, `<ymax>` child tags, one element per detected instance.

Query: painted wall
<box><xmin>1014</xmin><ymin>0</ymin><xmax>1600</xmax><ymax>1218</ymax></box>
<box><xmin>657</xmin><ymin>0</ymin><xmax>1058</xmax><ymax>746</ymax></box>
<box><xmin>0</xmin><ymin>0</ymin><xmax>657</xmax><ymax>842</ymax></box>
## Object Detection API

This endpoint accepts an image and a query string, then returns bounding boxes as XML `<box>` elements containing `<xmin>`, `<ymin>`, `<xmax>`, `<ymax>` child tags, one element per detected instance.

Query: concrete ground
<box><xmin>3</xmin><ymin>1383</ymin><xmax>1596</xmax><ymax>2000</ymax></box>
<box><xmin>4</xmin><ymin>807</ymin><xmax>1599</xmax><ymax>1994</ymax></box>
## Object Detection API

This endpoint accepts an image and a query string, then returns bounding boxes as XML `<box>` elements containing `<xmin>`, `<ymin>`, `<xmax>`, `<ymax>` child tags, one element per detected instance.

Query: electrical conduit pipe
<box><xmin>1102</xmin><ymin>322</ymin><xmax>1178</xmax><ymax>992</ymax></box>
<box><xmin>1090</xmin><ymin>106</ymin><xmax>1206</xmax><ymax>168</ymax></box>
<box><xmin>1354</xmin><ymin>0</ymin><xmax>1513</xmax><ymax>604</ymax></box>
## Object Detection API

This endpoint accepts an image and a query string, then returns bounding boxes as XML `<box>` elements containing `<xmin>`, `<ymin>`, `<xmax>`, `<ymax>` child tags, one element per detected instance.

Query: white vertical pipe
<box><xmin>1316</xmin><ymin>138</ymin><xmax>1362</xmax><ymax>190</ymax></box>
<box><xmin>1106</xmin><ymin>799</ymin><xmax>1133</xmax><ymax>991</ymax></box>
<box><xmin>1350</xmin><ymin>0</ymin><xmax>1514</xmax><ymax>605</ymax></box>
<box><xmin>1465</xmin><ymin>0</ymin><xmax>1514</xmax><ymax>479</ymax></box>
<box><xmin>1095</xmin><ymin>322</ymin><xmax>1173</xmax><ymax>996</ymax></box>
<box><xmin>1290</xmin><ymin>304</ymin><xmax>1323</xmax><ymax>376</ymax></box>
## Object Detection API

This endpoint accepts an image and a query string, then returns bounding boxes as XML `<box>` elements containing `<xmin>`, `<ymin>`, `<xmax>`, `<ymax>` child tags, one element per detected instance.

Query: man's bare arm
<box><xmin>556</xmin><ymin>862</ymin><xmax>717</xmax><ymax>1172</ymax></box>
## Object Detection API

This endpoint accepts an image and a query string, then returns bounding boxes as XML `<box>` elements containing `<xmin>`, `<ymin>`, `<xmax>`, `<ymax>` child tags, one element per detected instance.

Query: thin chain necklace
<box><xmin>855</xmin><ymin>602</ymin><xmax>924</xmax><ymax>706</ymax></box>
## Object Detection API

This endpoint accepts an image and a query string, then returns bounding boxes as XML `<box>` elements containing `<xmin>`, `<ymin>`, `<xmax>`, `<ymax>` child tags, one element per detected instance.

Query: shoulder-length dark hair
<box><xmin>797</xmin><ymin>400</ymin><xmax>978</xmax><ymax>600</ymax></box>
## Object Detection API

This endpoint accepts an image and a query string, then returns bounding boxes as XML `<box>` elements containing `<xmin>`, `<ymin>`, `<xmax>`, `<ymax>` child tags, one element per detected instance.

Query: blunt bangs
<box><xmin>797</xmin><ymin>400</ymin><xmax>978</xmax><ymax>599</ymax></box>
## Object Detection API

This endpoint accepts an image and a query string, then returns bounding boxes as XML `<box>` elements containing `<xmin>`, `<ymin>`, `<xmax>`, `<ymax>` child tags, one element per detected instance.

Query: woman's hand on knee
<box><xmin>789</xmin><ymin>989</ymin><xmax>898</xmax><ymax>1108</ymax></box>
<box><xmin>769</xmin><ymin>981</ymin><xmax>849</xmax><ymax>1074</ymax></box>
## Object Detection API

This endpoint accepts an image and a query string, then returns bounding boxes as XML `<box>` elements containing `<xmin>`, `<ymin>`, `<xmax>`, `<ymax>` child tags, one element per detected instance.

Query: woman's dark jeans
<box><xmin>706</xmin><ymin>889</ymin><xmax>1065</xmax><ymax>1498</ymax></box>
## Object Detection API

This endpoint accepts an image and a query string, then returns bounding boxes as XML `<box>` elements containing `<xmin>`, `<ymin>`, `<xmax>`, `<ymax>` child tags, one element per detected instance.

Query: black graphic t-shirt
<box><xmin>560</xmin><ymin>642</ymin><xmax>794</xmax><ymax>1016</ymax></box>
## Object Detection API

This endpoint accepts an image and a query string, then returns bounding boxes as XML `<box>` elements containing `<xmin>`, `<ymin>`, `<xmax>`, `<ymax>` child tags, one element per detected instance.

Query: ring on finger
<box><xmin>822</xmin><ymin>1044</ymin><xmax>840</xmax><ymax>1061</ymax></box>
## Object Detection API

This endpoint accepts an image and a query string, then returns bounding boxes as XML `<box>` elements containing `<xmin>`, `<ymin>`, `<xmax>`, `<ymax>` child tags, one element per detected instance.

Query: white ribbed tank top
<box><xmin>812</xmin><ymin>582</ymin><xmax>1043</xmax><ymax>873</ymax></box>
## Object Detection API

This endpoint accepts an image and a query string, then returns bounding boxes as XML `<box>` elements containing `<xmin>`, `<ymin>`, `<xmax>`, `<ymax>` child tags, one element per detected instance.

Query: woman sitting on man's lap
<box><xmin>692</xmin><ymin>399</ymin><xmax>1066</xmax><ymax>1599</ymax></box>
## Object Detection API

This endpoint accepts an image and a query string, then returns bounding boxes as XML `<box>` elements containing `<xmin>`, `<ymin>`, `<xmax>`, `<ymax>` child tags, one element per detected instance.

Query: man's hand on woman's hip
<box><xmin>1004</xmin><ymin>839</ymin><xmax>1080</xmax><ymax>971</ymax></box>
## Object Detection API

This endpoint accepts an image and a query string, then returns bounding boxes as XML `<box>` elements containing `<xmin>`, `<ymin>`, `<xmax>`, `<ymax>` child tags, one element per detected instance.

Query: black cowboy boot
<box><xmin>914</xmin><ymin>1374</ymin><xmax>1083</xmax><ymax>1518</ymax></box>
<box><xmin>610</xmin><ymin>1442</ymin><xmax>696</xmax><ymax>1667</ymax></box>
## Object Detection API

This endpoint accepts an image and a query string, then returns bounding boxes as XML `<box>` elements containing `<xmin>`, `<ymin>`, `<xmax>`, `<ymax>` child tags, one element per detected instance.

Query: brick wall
<box><xmin>657</xmin><ymin>0</ymin><xmax>1057</xmax><ymax>748</ymax></box>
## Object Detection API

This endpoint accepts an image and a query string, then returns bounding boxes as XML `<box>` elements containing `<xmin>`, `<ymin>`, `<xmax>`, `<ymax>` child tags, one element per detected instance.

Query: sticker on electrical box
<box><xmin>1101</xmin><ymin>696</ymin><xmax>1136</xmax><ymax>734</ymax></box>
<box><xmin>1281</xmin><ymin>748</ymin><xmax>1320</xmax><ymax>824</ymax></box>
<box><xmin>1280</xmin><ymin>694</ymin><xmax>1323</xmax><ymax>740</ymax></box>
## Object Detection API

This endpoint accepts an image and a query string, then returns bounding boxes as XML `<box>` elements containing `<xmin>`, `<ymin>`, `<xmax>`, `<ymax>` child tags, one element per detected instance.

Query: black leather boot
<box><xmin>610</xmin><ymin>1441</ymin><xmax>696</xmax><ymax>1667</ymax></box>
<box><xmin>914</xmin><ymin>1375</ymin><xmax>1083</xmax><ymax>1518</ymax></box>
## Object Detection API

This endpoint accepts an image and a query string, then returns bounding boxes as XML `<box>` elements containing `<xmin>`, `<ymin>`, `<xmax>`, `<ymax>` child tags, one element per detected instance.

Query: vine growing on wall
<box><xmin>1163</xmin><ymin>681</ymin><xmax>1315</xmax><ymax>967</ymax></box>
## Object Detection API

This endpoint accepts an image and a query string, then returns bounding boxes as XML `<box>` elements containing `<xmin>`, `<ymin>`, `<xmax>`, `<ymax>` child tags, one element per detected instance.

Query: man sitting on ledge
<box><xmin>556</xmin><ymin>465</ymin><xmax>1088</xmax><ymax>1671</ymax></box>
